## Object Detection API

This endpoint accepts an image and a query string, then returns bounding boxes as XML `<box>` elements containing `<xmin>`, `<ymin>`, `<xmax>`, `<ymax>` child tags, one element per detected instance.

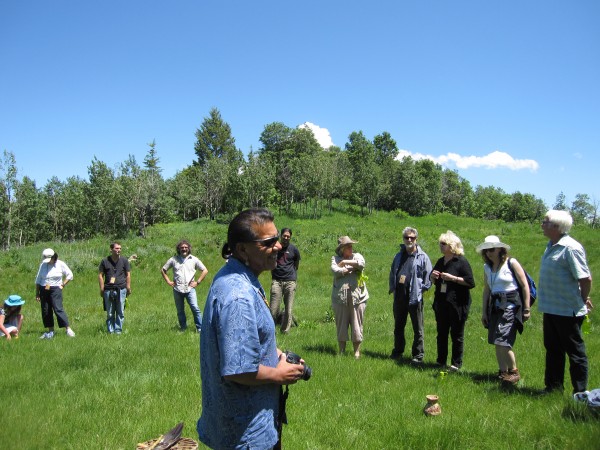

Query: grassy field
<box><xmin>1</xmin><ymin>210</ymin><xmax>599</xmax><ymax>449</ymax></box>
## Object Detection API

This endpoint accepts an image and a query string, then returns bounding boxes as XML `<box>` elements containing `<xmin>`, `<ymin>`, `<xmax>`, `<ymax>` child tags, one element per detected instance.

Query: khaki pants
<box><xmin>332</xmin><ymin>301</ymin><xmax>366</xmax><ymax>342</ymax></box>
<box><xmin>270</xmin><ymin>280</ymin><xmax>297</xmax><ymax>332</ymax></box>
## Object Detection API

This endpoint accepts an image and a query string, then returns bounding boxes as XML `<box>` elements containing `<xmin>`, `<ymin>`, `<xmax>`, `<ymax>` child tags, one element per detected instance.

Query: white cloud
<box><xmin>396</xmin><ymin>149</ymin><xmax>539</xmax><ymax>172</ymax></box>
<box><xmin>298</xmin><ymin>122</ymin><xmax>334</xmax><ymax>149</ymax></box>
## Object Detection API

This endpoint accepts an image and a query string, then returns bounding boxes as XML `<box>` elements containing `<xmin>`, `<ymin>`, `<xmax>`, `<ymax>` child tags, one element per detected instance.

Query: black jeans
<box><xmin>543</xmin><ymin>313</ymin><xmax>588</xmax><ymax>393</ymax></box>
<box><xmin>40</xmin><ymin>286</ymin><xmax>69</xmax><ymax>328</ymax></box>
<box><xmin>434</xmin><ymin>300</ymin><xmax>466</xmax><ymax>368</ymax></box>
<box><xmin>393</xmin><ymin>290</ymin><xmax>424</xmax><ymax>359</ymax></box>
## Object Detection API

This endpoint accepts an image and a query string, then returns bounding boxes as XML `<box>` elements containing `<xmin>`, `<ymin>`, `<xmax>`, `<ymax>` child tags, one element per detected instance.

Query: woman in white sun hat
<box><xmin>477</xmin><ymin>235</ymin><xmax>531</xmax><ymax>385</ymax></box>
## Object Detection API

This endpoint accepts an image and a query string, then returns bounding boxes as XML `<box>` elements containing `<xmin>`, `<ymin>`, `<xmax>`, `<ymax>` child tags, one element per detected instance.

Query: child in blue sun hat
<box><xmin>0</xmin><ymin>295</ymin><xmax>25</xmax><ymax>340</ymax></box>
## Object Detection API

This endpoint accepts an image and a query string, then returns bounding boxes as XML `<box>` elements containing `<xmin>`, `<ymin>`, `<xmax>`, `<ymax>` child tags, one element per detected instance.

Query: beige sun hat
<box><xmin>336</xmin><ymin>236</ymin><xmax>358</xmax><ymax>254</ymax></box>
<box><xmin>475</xmin><ymin>235</ymin><xmax>511</xmax><ymax>254</ymax></box>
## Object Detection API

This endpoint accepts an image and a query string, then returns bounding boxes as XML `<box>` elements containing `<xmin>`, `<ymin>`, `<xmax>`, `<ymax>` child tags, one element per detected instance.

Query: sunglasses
<box><xmin>484</xmin><ymin>248</ymin><xmax>497</xmax><ymax>253</ymax></box>
<box><xmin>403</xmin><ymin>236</ymin><xmax>417</xmax><ymax>241</ymax></box>
<box><xmin>252</xmin><ymin>234</ymin><xmax>280</xmax><ymax>248</ymax></box>
<box><xmin>439</xmin><ymin>242</ymin><xmax>447</xmax><ymax>246</ymax></box>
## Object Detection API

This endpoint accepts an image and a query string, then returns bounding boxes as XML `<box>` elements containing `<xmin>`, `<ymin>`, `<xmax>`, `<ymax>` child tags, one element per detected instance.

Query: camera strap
<box><xmin>275</xmin><ymin>385</ymin><xmax>289</xmax><ymax>450</ymax></box>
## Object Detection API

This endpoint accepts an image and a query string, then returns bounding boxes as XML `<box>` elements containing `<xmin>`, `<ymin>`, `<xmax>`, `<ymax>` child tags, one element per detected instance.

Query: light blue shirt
<box><xmin>538</xmin><ymin>234</ymin><xmax>590</xmax><ymax>317</ymax></box>
<box><xmin>197</xmin><ymin>257</ymin><xmax>279</xmax><ymax>450</ymax></box>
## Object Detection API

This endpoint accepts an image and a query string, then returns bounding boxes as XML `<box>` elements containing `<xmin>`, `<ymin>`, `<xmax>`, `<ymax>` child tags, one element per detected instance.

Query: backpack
<box><xmin>508</xmin><ymin>258</ymin><xmax>537</xmax><ymax>306</ymax></box>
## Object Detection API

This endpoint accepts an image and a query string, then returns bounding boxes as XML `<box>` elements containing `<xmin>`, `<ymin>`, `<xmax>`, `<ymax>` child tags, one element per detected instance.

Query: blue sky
<box><xmin>1</xmin><ymin>1</ymin><xmax>598</xmax><ymax>208</ymax></box>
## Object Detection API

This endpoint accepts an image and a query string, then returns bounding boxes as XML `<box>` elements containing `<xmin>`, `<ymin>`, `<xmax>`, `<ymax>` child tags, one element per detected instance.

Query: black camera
<box><xmin>285</xmin><ymin>351</ymin><xmax>312</xmax><ymax>381</ymax></box>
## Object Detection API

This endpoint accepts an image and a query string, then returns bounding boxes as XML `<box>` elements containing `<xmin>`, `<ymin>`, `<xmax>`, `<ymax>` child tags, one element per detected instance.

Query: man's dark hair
<box><xmin>110</xmin><ymin>242</ymin><xmax>121</xmax><ymax>250</ymax></box>
<box><xmin>281</xmin><ymin>227</ymin><xmax>292</xmax><ymax>236</ymax></box>
<box><xmin>221</xmin><ymin>208</ymin><xmax>275</xmax><ymax>259</ymax></box>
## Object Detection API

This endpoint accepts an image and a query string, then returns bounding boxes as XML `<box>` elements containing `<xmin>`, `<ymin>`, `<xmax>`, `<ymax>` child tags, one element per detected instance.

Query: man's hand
<box><xmin>276</xmin><ymin>353</ymin><xmax>305</xmax><ymax>385</ymax></box>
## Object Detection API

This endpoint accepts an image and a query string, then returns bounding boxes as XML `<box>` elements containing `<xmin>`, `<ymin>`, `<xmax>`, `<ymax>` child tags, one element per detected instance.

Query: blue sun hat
<box><xmin>4</xmin><ymin>295</ymin><xmax>25</xmax><ymax>307</ymax></box>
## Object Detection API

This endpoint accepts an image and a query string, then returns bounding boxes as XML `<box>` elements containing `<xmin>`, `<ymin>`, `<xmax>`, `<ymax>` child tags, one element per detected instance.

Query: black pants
<box><xmin>434</xmin><ymin>301</ymin><xmax>466</xmax><ymax>368</ymax></box>
<box><xmin>543</xmin><ymin>313</ymin><xmax>588</xmax><ymax>393</ymax></box>
<box><xmin>392</xmin><ymin>290</ymin><xmax>424</xmax><ymax>359</ymax></box>
<box><xmin>40</xmin><ymin>286</ymin><xmax>69</xmax><ymax>328</ymax></box>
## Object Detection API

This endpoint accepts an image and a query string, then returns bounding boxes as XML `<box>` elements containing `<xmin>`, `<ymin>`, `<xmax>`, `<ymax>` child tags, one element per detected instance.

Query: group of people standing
<box><xmin>195</xmin><ymin>207</ymin><xmax>594</xmax><ymax>450</ymax></box>
<box><xmin>382</xmin><ymin>211</ymin><xmax>592</xmax><ymax>395</ymax></box>
<box><xmin>20</xmin><ymin>240</ymin><xmax>209</xmax><ymax>339</ymax></box>
<box><xmin>30</xmin><ymin>244</ymin><xmax>133</xmax><ymax>339</ymax></box>
<box><xmin>2</xmin><ymin>205</ymin><xmax>592</xmax><ymax>450</ymax></box>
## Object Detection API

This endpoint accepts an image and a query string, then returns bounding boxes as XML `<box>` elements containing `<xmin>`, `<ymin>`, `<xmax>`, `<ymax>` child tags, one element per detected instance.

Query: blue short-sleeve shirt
<box><xmin>538</xmin><ymin>234</ymin><xmax>591</xmax><ymax>317</ymax></box>
<box><xmin>197</xmin><ymin>258</ymin><xmax>279</xmax><ymax>450</ymax></box>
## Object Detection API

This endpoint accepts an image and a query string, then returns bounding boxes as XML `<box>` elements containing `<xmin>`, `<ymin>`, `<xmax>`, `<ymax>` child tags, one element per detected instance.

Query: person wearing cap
<box><xmin>331</xmin><ymin>235</ymin><xmax>369</xmax><ymax>358</ymax></box>
<box><xmin>35</xmin><ymin>249</ymin><xmax>75</xmax><ymax>339</ymax></box>
<box><xmin>0</xmin><ymin>295</ymin><xmax>25</xmax><ymax>340</ymax></box>
<box><xmin>478</xmin><ymin>236</ymin><xmax>530</xmax><ymax>385</ymax></box>
<box><xmin>269</xmin><ymin>228</ymin><xmax>301</xmax><ymax>334</ymax></box>
<box><xmin>430</xmin><ymin>231</ymin><xmax>475</xmax><ymax>372</ymax></box>
<box><xmin>99</xmin><ymin>242</ymin><xmax>132</xmax><ymax>334</ymax></box>
<box><xmin>161</xmin><ymin>239</ymin><xmax>208</xmax><ymax>332</ymax></box>
<box><xmin>539</xmin><ymin>210</ymin><xmax>593</xmax><ymax>394</ymax></box>
<box><xmin>389</xmin><ymin>227</ymin><xmax>432</xmax><ymax>364</ymax></box>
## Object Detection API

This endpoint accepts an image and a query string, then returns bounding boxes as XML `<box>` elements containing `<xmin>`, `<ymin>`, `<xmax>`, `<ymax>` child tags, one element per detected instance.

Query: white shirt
<box><xmin>162</xmin><ymin>254</ymin><xmax>207</xmax><ymax>293</ymax></box>
<box><xmin>35</xmin><ymin>260</ymin><xmax>74</xmax><ymax>287</ymax></box>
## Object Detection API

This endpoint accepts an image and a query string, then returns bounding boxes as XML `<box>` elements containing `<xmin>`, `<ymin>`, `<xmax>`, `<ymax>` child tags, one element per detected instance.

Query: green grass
<box><xmin>1</xmin><ymin>211</ymin><xmax>599</xmax><ymax>449</ymax></box>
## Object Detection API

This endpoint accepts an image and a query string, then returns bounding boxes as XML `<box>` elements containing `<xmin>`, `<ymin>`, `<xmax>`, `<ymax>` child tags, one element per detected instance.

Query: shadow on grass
<box><xmin>562</xmin><ymin>403</ymin><xmax>600</xmax><ymax>422</ymax></box>
<box><xmin>445</xmin><ymin>370</ymin><xmax>554</xmax><ymax>397</ymax></box>
<box><xmin>302</xmin><ymin>343</ymin><xmax>338</xmax><ymax>356</ymax></box>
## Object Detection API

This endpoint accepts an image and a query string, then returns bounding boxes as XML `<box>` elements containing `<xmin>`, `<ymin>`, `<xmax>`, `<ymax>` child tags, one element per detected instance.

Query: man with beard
<box><xmin>161</xmin><ymin>240</ymin><xmax>209</xmax><ymax>332</ymax></box>
<box><xmin>389</xmin><ymin>227</ymin><xmax>432</xmax><ymax>364</ymax></box>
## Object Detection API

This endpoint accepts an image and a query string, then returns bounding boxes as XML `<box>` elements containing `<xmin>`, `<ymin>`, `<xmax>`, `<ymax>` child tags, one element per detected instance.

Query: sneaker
<box><xmin>40</xmin><ymin>331</ymin><xmax>54</xmax><ymax>340</ymax></box>
<box><xmin>448</xmin><ymin>365</ymin><xmax>460</xmax><ymax>372</ymax></box>
<box><xmin>66</xmin><ymin>328</ymin><xmax>76</xmax><ymax>337</ymax></box>
<box><xmin>498</xmin><ymin>370</ymin><xmax>508</xmax><ymax>380</ymax></box>
<box><xmin>502</xmin><ymin>368</ymin><xmax>521</xmax><ymax>385</ymax></box>
<box><xmin>411</xmin><ymin>357</ymin><xmax>424</xmax><ymax>365</ymax></box>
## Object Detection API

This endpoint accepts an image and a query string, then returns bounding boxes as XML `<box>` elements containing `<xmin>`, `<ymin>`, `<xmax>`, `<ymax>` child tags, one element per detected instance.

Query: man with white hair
<box><xmin>539</xmin><ymin>210</ymin><xmax>593</xmax><ymax>394</ymax></box>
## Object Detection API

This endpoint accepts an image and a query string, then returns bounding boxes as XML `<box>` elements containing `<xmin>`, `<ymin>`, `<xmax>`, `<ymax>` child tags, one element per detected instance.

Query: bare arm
<box><xmin>509</xmin><ymin>259</ymin><xmax>531</xmax><ymax>321</ymax></box>
<box><xmin>98</xmin><ymin>273</ymin><xmax>105</xmax><ymax>297</ymax></box>
<box><xmin>0</xmin><ymin>315</ymin><xmax>11</xmax><ymax>340</ymax></box>
<box><xmin>481</xmin><ymin>278</ymin><xmax>491</xmax><ymax>328</ymax></box>
<box><xmin>161</xmin><ymin>267</ymin><xmax>175</xmax><ymax>287</ymax></box>
<box><xmin>579</xmin><ymin>277</ymin><xmax>593</xmax><ymax>311</ymax></box>
<box><xmin>126</xmin><ymin>271</ymin><xmax>131</xmax><ymax>295</ymax></box>
<box><xmin>223</xmin><ymin>353</ymin><xmax>304</xmax><ymax>386</ymax></box>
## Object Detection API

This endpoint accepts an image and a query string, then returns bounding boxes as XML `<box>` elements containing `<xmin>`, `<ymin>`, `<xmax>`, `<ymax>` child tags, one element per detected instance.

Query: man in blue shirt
<box><xmin>538</xmin><ymin>210</ymin><xmax>593</xmax><ymax>394</ymax></box>
<box><xmin>198</xmin><ymin>209</ymin><xmax>305</xmax><ymax>449</ymax></box>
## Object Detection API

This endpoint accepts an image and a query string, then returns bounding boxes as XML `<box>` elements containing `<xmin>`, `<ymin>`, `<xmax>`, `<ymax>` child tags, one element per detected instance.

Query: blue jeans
<box><xmin>104</xmin><ymin>288</ymin><xmax>127</xmax><ymax>334</ymax></box>
<box><xmin>173</xmin><ymin>288</ymin><xmax>202</xmax><ymax>331</ymax></box>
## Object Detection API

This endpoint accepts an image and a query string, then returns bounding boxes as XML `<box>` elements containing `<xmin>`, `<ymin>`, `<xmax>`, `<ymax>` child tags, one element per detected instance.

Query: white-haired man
<box><xmin>539</xmin><ymin>210</ymin><xmax>593</xmax><ymax>394</ymax></box>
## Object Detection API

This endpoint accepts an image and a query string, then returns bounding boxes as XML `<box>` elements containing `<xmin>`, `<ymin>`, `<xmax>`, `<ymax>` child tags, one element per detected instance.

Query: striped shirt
<box><xmin>538</xmin><ymin>234</ymin><xmax>590</xmax><ymax>317</ymax></box>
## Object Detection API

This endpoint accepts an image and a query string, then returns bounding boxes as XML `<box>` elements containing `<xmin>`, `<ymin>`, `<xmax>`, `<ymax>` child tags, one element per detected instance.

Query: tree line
<box><xmin>1</xmin><ymin>108</ymin><xmax>597</xmax><ymax>249</ymax></box>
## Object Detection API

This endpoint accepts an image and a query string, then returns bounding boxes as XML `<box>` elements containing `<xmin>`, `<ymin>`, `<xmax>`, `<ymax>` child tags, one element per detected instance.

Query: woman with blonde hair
<box><xmin>431</xmin><ymin>231</ymin><xmax>475</xmax><ymax>371</ymax></box>
<box><xmin>477</xmin><ymin>236</ymin><xmax>531</xmax><ymax>385</ymax></box>
<box><xmin>331</xmin><ymin>236</ymin><xmax>369</xmax><ymax>359</ymax></box>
